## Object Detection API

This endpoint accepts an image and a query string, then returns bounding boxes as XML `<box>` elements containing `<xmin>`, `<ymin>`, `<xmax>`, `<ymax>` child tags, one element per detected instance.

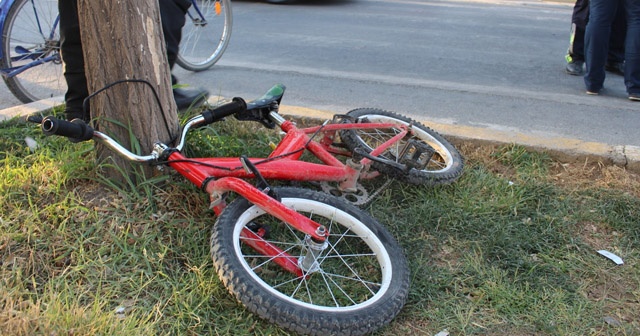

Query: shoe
<box><xmin>629</xmin><ymin>93</ymin><xmax>640</xmax><ymax>101</ymax></box>
<box><xmin>565</xmin><ymin>60</ymin><xmax>584</xmax><ymax>76</ymax></box>
<box><xmin>586</xmin><ymin>90</ymin><xmax>599</xmax><ymax>96</ymax></box>
<box><xmin>64</xmin><ymin>109</ymin><xmax>90</xmax><ymax>123</ymax></box>
<box><xmin>173</xmin><ymin>87</ymin><xmax>209</xmax><ymax>110</ymax></box>
<box><xmin>605</xmin><ymin>62</ymin><xmax>624</xmax><ymax>76</ymax></box>
<box><xmin>27</xmin><ymin>114</ymin><xmax>44</xmax><ymax>124</ymax></box>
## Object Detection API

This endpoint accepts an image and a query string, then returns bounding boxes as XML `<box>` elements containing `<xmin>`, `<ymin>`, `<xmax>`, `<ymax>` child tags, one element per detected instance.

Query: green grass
<box><xmin>1</xmin><ymin>115</ymin><xmax>638</xmax><ymax>335</ymax></box>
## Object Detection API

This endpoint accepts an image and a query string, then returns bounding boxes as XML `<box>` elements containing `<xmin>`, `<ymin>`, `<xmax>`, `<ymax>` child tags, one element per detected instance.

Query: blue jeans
<box><xmin>584</xmin><ymin>0</ymin><xmax>640</xmax><ymax>94</ymax></box>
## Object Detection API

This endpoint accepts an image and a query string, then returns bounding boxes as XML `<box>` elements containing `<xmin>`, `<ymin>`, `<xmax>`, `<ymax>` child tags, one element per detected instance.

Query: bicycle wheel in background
<box><xmin>1</xmin><ymin>0</ymin><xmax>65</xmax><ymax>103</ymax></box>
<box><xmin>340</xmin><ymin>108</ymin><xmax>464</xmax><ymax>185</ymax></box>
<box><xmin>177</xmin><ymin>0</ymin><xmax>232</xmax><ymax>71</ymax></box>
<box><xmin>211</xmin><ymin>187</ymin><xmax>410</xmax><ymax>336</ymax></box>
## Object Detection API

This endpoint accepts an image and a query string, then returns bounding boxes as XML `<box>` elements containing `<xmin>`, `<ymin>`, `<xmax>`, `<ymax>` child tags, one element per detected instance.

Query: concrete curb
<box><xmin>279</xmin><ymin>105</ymin><xmax>640</xmax><ymax>174</ymax></box>
<box><xmin>0</xmin><ymin>97</ymin><xmax>63</xmax><ymax>122</ymax></box>
<box><xmin>3</xmin><ymin>98</ymin><xmax>639</xmax><ymax>173</ymax></box>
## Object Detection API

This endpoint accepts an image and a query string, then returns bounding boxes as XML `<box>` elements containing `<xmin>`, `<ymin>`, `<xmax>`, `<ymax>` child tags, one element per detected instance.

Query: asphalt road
<box><xmin>2</xmin><ymin>0</ymin><xmax>638</xmax><ymax>146</ymax></box>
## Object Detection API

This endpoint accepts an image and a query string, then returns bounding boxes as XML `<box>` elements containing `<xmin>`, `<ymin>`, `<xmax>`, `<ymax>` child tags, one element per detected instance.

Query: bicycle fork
<box><xmin>168</xmin><ymin>148</ymin><xmax>329</xmax><ymax>278</ymax></box>
<box><xmin>203</xmin><ymin>177</ymin><xmax>328</xmax><ymax>277</ymax></box>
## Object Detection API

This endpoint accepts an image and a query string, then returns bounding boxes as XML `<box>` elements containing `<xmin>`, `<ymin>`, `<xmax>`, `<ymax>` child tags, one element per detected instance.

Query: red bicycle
<box><xmin>32</xmin><ymin>84</ymin><xmax>463</xmax><ymax>336</ymax></box>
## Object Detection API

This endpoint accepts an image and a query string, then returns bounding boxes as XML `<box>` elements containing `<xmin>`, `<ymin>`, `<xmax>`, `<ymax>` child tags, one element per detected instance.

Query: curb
<box><xmin>279</xmin><ymin>105</ymin><xmax>640</xmax><ymax>174</ymax></box>
<box><xmin>3</xmin><ymin>98</ymin><xmax>639</xmax><ymax>174</ymax></box>
<box><xmin>0</xmin><ymin>97</ymin><xmax>64</xmax><ymax>122</ymax></box>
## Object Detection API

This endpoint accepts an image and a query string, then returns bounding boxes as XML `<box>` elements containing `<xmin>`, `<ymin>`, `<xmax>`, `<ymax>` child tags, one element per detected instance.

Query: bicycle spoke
<box><xmin>236</xmin><ymin>206</ymin><xmax>384</xmax><ymax>307</ymax></box>
<box><xmin>177</xmin><ymin>0</ymin><xmax>232</xmax><ymax>71</ymax></box>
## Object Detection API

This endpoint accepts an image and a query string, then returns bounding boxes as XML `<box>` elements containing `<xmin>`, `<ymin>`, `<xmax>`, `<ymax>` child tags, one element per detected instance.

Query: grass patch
<box><xmin>1</xmin><ymin>116</ymin><xmax>639</xmax><ymax>335</ymax></box>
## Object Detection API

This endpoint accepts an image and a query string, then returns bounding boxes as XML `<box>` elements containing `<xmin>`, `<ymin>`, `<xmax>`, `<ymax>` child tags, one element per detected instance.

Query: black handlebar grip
<box><xmin>41</xmin><ymin>116</ymin><xmax>94</xmax><ymax>142</ymax></box>
<box><xmin>201</xmin><ymin>97</ymin><xmax>247</xmax><ymax>125</ymax></box>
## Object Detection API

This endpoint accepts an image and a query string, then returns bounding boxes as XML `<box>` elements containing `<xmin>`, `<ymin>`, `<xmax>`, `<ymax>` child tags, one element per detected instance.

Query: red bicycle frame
<box><xmin>171</xmin><ymin>119</ymin><xmax>408</xmax><ymax>191</ymax></box>
<box><xmin>165</xmin><ymin>117</ymin><xmax>409</xmax><ymax>276</ymax></box>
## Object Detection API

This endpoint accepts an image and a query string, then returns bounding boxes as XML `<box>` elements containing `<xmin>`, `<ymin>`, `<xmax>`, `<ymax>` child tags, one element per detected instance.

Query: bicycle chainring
<box><xmin>319</xmin><ymin>182</ymin><xmax>370</xmax><ymax>206</ymax></box>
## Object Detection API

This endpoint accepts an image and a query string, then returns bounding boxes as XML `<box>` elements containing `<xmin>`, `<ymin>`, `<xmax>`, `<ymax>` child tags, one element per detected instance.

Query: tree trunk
<box><xmin>77</xmin><ymin>0</ymin><xmax>178</xmax><ymax>184</ymax></box>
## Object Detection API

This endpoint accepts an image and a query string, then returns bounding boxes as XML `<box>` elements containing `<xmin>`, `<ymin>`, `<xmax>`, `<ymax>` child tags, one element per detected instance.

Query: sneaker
<box><xmin>605</xmin><ymin>62</ymin><xmax>624</xmax><ymax>76</ymax></box>
<box><xmin>173</xmin><ymin>87</ymin><xmax>209</xmax><ymax>110</ymax></box>
<box><xmin>586</xmin><ymin>90</ymin><xmax>599</xmax><ymax>96</ymax></box>
<box><xmin>64</xmin><ymin>109</ymin><xmax>90</xmax><ymax>122</ymax></box>
<box><xmin>629</xmin><ymin>93</ymin><xmax>640</xmax><ymax>101</ymax></box>
<box><xmin>565</xmin><ymin>60</ymin><xmax>584</xmax><ymax>76</ymax></box>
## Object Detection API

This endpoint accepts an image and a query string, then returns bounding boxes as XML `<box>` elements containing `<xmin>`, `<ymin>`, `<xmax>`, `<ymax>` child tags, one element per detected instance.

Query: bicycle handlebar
<box><xmin>42</xmin><ymin>116</ymin><xmax>94</xmax><ymax>142</ymax></box>
<box><xmin>38</xmin><ymin>98</ymin><xmax>248</xmax><ymax>163</ymax></box>
<box><xmin>202</xmin><ymin>97</ymin><xmax>246</xmax><ymax>125</ymax></box>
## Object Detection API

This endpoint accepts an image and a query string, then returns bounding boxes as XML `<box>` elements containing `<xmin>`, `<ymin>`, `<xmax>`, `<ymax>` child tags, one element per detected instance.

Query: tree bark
<box><xmin>77</xmin><ymin>0</ymin><xmax>178</xmax><ymax>184</ymax></box>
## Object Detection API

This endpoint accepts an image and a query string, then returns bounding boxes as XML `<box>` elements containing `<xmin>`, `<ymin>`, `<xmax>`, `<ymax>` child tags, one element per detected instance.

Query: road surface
<box><xmin>2</xmin><ymin>0</ymin><xmax>638</xmax><ymax>146</ymax></box>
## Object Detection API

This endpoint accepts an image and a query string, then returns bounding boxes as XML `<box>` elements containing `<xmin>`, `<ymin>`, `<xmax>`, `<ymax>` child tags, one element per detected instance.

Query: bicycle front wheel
<box><xmin>211</xmin><ymin>187</ymin><xmax>409</xmax><ymax>336</ymax></box>
<box><xmin>177</xmin><ymin>0</ymin><xmax>232</xmax><ymax>71</ymax></box>
<box><xmin>1</xmin><ymin>0</ymin><xmax>65</xmax><ymax>103</ymax></box>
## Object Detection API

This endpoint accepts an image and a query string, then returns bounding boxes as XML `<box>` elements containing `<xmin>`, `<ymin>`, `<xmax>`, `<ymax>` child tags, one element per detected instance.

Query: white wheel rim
<box><xmin>232</xmin><ymin>197</ymin><xmax>394</xmax><ymax>312</ymax></box>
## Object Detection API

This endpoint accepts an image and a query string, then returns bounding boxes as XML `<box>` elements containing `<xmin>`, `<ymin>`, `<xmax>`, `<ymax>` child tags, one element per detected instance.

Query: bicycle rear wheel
<box><xmin>1</xmin><ymin>0</ymin><xmax>65</xmax><ymax>103</ymax></box>
<box><xmin>177</xmin><ymin>0</ymin><xmax>232</xmax><ymax>71</ymax></box>
<box><xmin>340</xmin><ymin>108</ymin><xmax>464</xmax><ymax>185</ymax></box>
<box><xmin>211</xmin><ymin>187</ymin><xmax>409</xmax><ymax>336</ymax></box>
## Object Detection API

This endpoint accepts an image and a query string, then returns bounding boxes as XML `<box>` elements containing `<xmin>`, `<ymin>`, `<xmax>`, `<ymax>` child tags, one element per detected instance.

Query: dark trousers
<box><xmin>567</xmin><ymin>0</ymin><xmax>626</xmax><ymax>64</ymax></box>
<box><xmin>58</xmin><ymin>0</ymin><xmax>191</xmax><ymax>120</ymax></box>
<box><xmin>584</xmin><ymin>0</ymin><xmax>640</xmax><ymax>94</ymax></box>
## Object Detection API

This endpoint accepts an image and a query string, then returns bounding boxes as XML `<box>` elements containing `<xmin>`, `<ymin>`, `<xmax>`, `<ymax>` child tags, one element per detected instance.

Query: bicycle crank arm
<box><xmin>353</xmin><ymin>147</ymin><xmax>407</xmax><ymax>171</ymax></box>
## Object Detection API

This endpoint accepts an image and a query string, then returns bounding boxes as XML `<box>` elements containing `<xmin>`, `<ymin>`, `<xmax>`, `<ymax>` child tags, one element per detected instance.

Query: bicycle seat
<box><xmin>246</xmin><ymin>84</ymin><xmax>286</xmax><ymax>111</ymax></box>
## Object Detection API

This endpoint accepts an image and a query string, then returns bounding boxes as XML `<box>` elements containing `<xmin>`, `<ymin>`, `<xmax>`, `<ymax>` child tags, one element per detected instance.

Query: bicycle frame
<box><xmin>161</xmin><ymin>115</ymin><xmax>409</xmax><ymax>276</ymax></box>
<box><xmin>105</xmin><ymin>114</ymin><xmax>407</xmax><ymax>277</ymax></box>
<box><xmin>173</xmin><ymin>117</ymin><xmax>408</xmax><ymax>191</ymax></box>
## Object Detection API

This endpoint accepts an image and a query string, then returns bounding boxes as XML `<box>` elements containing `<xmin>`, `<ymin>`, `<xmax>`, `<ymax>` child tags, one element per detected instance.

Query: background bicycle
<box><xmin>0</xmin><ymin>0</ymin><xmax>231</xmax><ymax>104</ymax></box>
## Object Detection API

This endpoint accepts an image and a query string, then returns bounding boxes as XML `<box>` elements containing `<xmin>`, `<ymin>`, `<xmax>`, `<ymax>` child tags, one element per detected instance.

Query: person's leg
<box><xmin>570</xmin><ymin>0</ymin><xmax>589</xmax><ymax>62</ymax></box>
<box><xmin>567</xmin><ymin>0</ymin><xmax>589</xmax><ymax>75</ymax></box>
<box><xmin>584</xmin><ymin>0</ymin><xmax>619</xmax><ymax>93</ymax></box>
<box><xmin>624</xmin><ymin>0</ymin><xmax>640</xmax><ymax>99</ymax></box>
<box><xmin>58</xmin><ymin>0</ymin><xmax>90</xmax><ymax>121</ymax></box>
<box><xmin>158</xmin><ymin>0</ymin><xmax>209</xmax><ymax>109</ymax></box>
<box><xmin>158</xmin><ymin>0</ymin><xmax>189</xmax><ymax>84</ymax></box>
<box><xmin>606</xmin><ymin>2</ymin><xmax>626</xmax><ymax>75</ymax></box>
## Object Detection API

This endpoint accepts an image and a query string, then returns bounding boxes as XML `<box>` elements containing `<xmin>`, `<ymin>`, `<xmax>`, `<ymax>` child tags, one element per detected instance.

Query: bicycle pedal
<box><xmin>331</xmin><ymin>114</ymin><xmax>356</xmax><ymax>124</ymax></box>
<box><xmin>247</xmin><ymin>222</ymin><xmax>271</xmax><ymax>238</ymax></box>
<box><xmin>399</xmin><ymin>140</ymin><xmax>435</xmax><ymax>170</ymax></box>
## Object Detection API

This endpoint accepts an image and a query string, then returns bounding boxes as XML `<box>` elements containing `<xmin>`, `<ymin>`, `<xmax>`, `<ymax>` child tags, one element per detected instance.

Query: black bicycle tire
<box><xmin>176</xmin><ymin>0</ymin><xmax>232</xmax><ymax>71</ymax></box>
<box><xmin>1</xmin><ymin>0</ymin><xmax>65</xmax><ymax>103</ymax></box>
<box><xmin>340</xmin><ymin>108</ymin><xmax>464</xmax><ymax>185</ymax></box>
<box><xmin>210</xmin><ymin>187</ymin><xmax>410</xmax><ymax>336</ymax></box>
